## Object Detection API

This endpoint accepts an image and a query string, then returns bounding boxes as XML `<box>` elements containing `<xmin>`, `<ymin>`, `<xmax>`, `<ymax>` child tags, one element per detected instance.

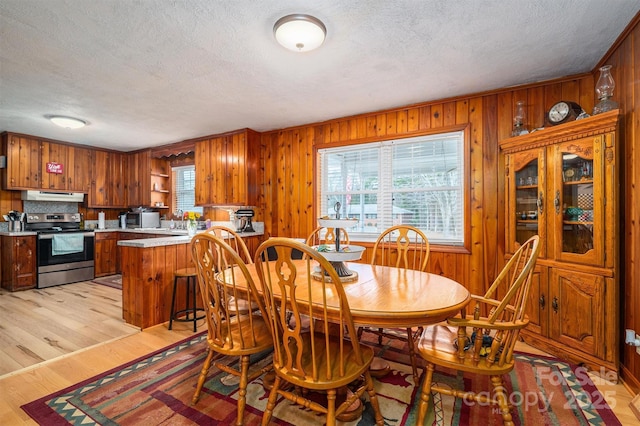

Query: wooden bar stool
<box><xmin>168</xmin><ymin>267</ymin><xmax>205</xmax><ymax>332</ymax></box>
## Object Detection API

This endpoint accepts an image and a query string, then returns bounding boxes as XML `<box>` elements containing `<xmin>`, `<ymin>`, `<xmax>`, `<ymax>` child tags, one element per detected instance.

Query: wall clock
<box><xmin>546</xmin><ymin>101</ymin><xmax>583</xmax><ymax>126</ymax></box>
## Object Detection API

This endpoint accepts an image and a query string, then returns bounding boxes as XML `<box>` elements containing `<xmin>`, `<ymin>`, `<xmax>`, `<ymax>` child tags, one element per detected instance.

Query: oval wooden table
<box><xmin>219</xmin><ymin>260</ymin><xmax>470</xmax><ymax>328</ymax></box>
<box><xmin>218</xmin><ymin>260</ymin><xmax>470</xmax><ymax>420</ymax></box>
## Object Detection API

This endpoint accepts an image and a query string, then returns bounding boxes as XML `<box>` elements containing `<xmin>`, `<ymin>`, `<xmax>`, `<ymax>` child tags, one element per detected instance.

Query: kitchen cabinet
<box><xmin>195</xmin><ymin>129</ymin><xmax>260</xmax><ymax>206</ymax></box>
<box><xmin>95</xmin><ymin>232</ymin><xmax>117</xmax><ymax>277</ymax></box>
<box><xmin>127</xmin><ymin>150</ymin><xmax>151</xmax><ymax>207</ymax></box>
<box><xmin>89</xmin><ymin>150</ymin><xmax>126</xmax><ymax>208</ymax></box>
<box><xmin>67</xmin><ymin>145</ymin><xmax>92</xmax><ymax>192</ymax></box>
<box><xmin>40</xmin><ymin>142</ymin><xmax>92</xmax><ymax>192</ymax></box>
<box><xmin>1</xmin><ymin>132</ymin><xmax>41</xmax><ymax>190</ymax></box>
<box><xmin>1</xmin><ymin>235</ymin><xmax>37</xmax><ymax>291</ymax></box>
<box><xmin>500</xmin><ymin>109</ymin><xmax>619</xmax><ymax>378</ymax></box>
<box><xmin>150</xmin><ymin>158</ymin><xmax>170</xmax><ymax>210</ymax></box>
<box><xmin>127</xmin><ymin>151</ymin><xmax>170</xmax><ymax>210</ymax></box>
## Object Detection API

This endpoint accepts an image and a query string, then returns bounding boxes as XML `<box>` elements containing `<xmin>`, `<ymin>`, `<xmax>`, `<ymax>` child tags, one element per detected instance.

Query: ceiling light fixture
<box><xmin>273</xmin><ymin>14</ymin><xmax>326</xmax><ymax>52</ymax></box>
<box><xmin>48</xmin><ymin>115</ymin><xmax>87</xmax><ymax>129</ymax></box>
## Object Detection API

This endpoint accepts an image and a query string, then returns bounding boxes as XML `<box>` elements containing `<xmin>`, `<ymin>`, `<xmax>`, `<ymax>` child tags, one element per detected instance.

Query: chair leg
<box><xmin>377</xmin><ymin>327</ymin><xmax>383</xmax><ymax>344</ymax></box>
<box><xmin>363</xmin><ymin>371</ymin><xmax>384</xmax><ymax>426</ymax></box>
<box><xmin>326</xmin><ymin>389</ymin><xmax>337</xmax><ymax>426</ymax></box>
<box><xmin>416</xmin><ymin>363</ymin><xmax>435</xmax><ymax>424</ymax></box>
<box><xmin>491</xmin><ymin>375</ymin><xmax>514</xmax><ymax>426</ymax></box>
<box><xmin>191</xmin><ymin>276</ymin><xmax>198</xmax><ymax>332</ymax></box>
<box><xmin>262</xmin><ymin>375</ymin><xmax>281</xmax><ymax>426</ymax></box>
<box><xmin>192</xmin><ymin>348</ymin><xmax>215</xmax><ymax>404</ymax></box>
<box><xmin>405</xmin><ymin>327</ymin><xmax>420</xmax><ymax>382</ymax></box>
<box><xmin>168</xmin><ymin>275</ymin><xmax>179</xmax><ymax>330</ymax></box>
<box><xmin>236</xmin><ymin>355</ymin><xmax>250</xmax><ymax>426</ymax></box>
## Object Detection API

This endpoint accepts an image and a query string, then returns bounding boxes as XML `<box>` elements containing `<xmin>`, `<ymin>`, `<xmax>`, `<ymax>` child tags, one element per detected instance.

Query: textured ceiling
<box><xmin>1</xmin><ymin>0</ymin><xmax>638</xmax><ymax>152</ymax></box>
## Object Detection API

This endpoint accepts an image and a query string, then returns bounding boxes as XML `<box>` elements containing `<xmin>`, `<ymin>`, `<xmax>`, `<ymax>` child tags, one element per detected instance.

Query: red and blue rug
<box><xmin>22</xmin><ymin>332</ymin><xmax>621</xmax><ymax>425</ymax></box>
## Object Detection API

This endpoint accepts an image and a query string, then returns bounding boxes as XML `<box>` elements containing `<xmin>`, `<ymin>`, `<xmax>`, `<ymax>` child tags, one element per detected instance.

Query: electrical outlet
<box><xmin>636</xmin><ymin>335</ymin><xmax>640</xmax><ymax>355</ymax></box>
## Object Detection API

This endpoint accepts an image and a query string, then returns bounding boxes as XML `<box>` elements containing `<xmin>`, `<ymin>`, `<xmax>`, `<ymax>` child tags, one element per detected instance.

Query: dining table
<box><xmin>217</xmin><ymin>259</ymin><xmax>471</xmax><ymax>421</ymax></box>
<box><xmin>218</xmin><ymin>259</ymin><xmax>470</xmax><ymax>338</ymax></box>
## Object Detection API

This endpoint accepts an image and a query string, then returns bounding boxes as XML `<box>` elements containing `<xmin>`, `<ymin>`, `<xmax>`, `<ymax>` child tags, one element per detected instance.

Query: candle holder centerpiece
<box><xmin>312</xmin><ymin>202</ymin><xmax>364</xmax><ymax>282</ymax></box>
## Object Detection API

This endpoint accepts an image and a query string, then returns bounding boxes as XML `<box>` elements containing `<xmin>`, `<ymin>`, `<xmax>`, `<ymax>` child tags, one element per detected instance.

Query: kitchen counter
<box><xmin>118</xmin><ymin>222</ymin><xmax>264</xmax><ymax>328</ymax></box>
<box><xmin>0</xmin><ymin>231</ymin><xmax>37</xmax><ymax>236</ymax></box>
<box><xmin>115</xmin><ymin>222</ymin><xmax>264</xmax><ymax>248</ymax></box>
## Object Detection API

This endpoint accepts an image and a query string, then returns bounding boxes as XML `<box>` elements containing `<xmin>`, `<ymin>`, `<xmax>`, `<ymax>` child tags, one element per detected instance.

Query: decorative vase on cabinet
<box><xmin>500</xmin><ymin>109</ymin><xmax>620</xmax><ymax>381</ymax></box>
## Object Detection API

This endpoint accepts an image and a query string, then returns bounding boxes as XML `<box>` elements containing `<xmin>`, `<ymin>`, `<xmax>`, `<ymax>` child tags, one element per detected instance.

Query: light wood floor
<box><xmin>0</xmin><ymin>281</ymin><xmax>139</xmax><ymax>377</ymax></box>
<box><xmin>0</xmin><ymin>282</ymin><xmax>637</xmax><ymax>424</ymax></box>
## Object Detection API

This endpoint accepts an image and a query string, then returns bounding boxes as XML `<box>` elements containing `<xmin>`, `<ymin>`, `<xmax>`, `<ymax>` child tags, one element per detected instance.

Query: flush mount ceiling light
<box><xmin>48</xmin><ymin>115</ymin><xmax>86</xmax><ymax>129</ymax></box>
<box><xmin>273</xmin><ymin>14</ymin><xmax>326</xmax><ymax>52</ymax></box>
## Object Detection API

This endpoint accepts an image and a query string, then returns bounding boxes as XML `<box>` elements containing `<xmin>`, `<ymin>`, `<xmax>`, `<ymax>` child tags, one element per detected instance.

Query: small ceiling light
<box><xmin>274</xmin><ymin>14</ymin><xmax>326</xmax><ymax>52</ymax></box>
<box><xmin>48</xmin><ymin>115</ymin><xmax>87</xmax><ymax>129</ymax></box>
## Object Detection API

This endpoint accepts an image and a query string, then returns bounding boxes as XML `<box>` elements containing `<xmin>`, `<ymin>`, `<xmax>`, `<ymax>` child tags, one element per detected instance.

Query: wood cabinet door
<box><xmin>109</xmin><ymin>152</ymin><xmax>127</xmax><ymax>208</ymax></box>
<box><xmin>68</xmin><ymin>146</ymin><xmax>92</xmax><ymax>192</ymax></box>
<box><xmin>3</xmin><ymin>133</ymin><xmax>40</xmax><ymax>189</ymax></box>
<box><xmin>195</xmin><ymin>138</ymin><xmax>214</xmax><ymax>205</ymax></box>
<box><xmin>548</xmin><ymin>136</ymin><xmax>604</xmax><ymax>266</ymax></box>
<box><xmin>505</xmin><ymin>148</ymin><xmax>546</xmax><ymax>258</ymax></box>
<box><xmin>40</xmin><ymin>141</ymin><xmax>68</xmax><ymax>190</ymax></box>
<box><xmin>95</xmin><ymin>232</ymin><xmax>117</xmax><ymax>277</ymax></box>
<box><xmin>127</xmin><ymin>150</ymin><xmax>151</xmax><ymax>207</ymax></box>
<box><xmin>1</xmin><ymin>235</ymin><xmax>36</xmax><ymax>291</ymax></box>
<box><xmin>89</xmin><ymin>150</ymin><xmax>110</xmax><ymax>207</ymax></box>
<box><xmin>522</xmin><ymin>264</ymin><xmax>547</xmax><ymax>337</ymax></box>
<box><xmin>548</xmin><ymin>268</ymin><xmax>604</xmax><ymax>358</ymax></box>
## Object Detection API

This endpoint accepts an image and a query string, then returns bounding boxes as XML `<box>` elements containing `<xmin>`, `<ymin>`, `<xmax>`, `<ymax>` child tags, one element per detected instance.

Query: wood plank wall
<box><xmin>259</xmin><ymin>13</ymin><xmax>640</xmax><ymax>388</ymax></box>
<box><xmin>604</xmin><ymin>16</ymin><xmax>640</xmax><ymax>392</ymax></box>
<box><xmin>259</xmin><ymin>76</ymin><xmax>597</xmax><ymax>297</ymax></box>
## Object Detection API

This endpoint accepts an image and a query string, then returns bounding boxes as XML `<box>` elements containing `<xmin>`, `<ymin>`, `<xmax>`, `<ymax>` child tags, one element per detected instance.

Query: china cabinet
<box><xmin>500</xmin><ymin>109</ymin><xmax>620</xmax><ymax>379</ymax></box>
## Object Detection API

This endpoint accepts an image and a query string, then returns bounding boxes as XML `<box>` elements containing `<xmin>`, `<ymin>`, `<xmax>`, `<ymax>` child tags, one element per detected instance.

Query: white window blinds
<box><xmin>172</xmin><ymin>165</ymin><xmax>202</xmax><ymax>215</ymax></box>
<box><xmin>318</xmin><ymin>131</ymin><xmax>465</xmax><ymax>245</ymax></box>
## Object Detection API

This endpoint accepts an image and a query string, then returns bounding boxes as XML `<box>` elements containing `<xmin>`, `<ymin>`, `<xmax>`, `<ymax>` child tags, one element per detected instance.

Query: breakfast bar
<box><xmin>118</xmin><ymin>226</ymin><xmax>263</xmax><ymax>329</ymax></box>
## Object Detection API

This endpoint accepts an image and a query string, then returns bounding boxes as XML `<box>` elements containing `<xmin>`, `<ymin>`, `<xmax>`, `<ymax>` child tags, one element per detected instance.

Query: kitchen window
<box><xmin>173</xmin><ymin>166</ymin><xmax>202</xmax><ymax>215</ymax></box>
<box><xmin>317</xmin><ymin>130</ymin><xmax>467</xmax><ymax>246</ymax></box>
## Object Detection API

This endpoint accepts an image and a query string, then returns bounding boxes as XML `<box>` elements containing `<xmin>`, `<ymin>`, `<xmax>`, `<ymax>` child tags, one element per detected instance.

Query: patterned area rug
<box><xmin>22</xmin><ymin>332</ymin><xmax>621</xmax><ymax>425</ymax></box>
<box><xmin>91</xmin><ymin>274</ymin><xmax>122</xmax><ymax>290</ymax></box>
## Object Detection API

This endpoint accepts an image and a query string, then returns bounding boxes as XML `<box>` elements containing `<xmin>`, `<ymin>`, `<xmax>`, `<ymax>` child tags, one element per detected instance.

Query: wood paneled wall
<box><xmin>260</xmin><ymin>77</ymin><xmax>597</xmax><ymax>298</ymax></box>
<box><xmin>604</xmin><ymin>16</ymin><xmax>640</xmax><ymax>391</ymax></box>
<box><xmin>259</xmin><ymin>13</ymin><xmax>640</xmax><ymax>387</ymax></box>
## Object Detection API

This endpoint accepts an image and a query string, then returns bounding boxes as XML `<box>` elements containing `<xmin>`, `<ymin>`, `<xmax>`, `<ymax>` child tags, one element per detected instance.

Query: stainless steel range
<box><xmin>25</xmin><ymin>213</ymin><xmax>95</xmax><ymax>288</ymax></box>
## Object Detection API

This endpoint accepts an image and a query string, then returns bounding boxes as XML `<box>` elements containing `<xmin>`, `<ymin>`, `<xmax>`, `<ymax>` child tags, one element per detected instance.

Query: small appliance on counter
<box><xmin>126</xmin><ymin>210</ymin><xmax>160</xmax><ymax>228</ymax></box>
<box><xmin>234</xmin><ymin>209</ymin><xmax>255</xmax><ymax>233</ymax></box>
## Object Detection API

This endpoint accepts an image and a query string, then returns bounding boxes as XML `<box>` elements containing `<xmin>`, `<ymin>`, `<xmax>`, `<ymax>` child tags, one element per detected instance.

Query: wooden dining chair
<box><xmin>359</xmin><ymin>224</ymin><xmax>430</xmax><ymax>381</ymax></box>
<box><xmin>415</xmin><ymin>235</ymin><xmax>540</xmax><ymax>425</ymax></box>
<box><xmin>190</xmin><ymin>233</ymin><xmax>273</xmax><ymax>426</ymax></box>
<box><xmin>206</xmin><ymin>225</ymin><xmax>253</xmax><ymax>264</ymax></box>
<box><xmin>206</xmin><ymin>225</ymin><xmax>257</xmax><ymax>315</ymax></box>
<box><xmin>305</xmin><ymin>226</ymin><xmax>350</xmax><ymax>247</ymax></box>
<box><xmin>254</xmin><ymin>238</ymin><xmax>384</xmax><ymax>426</ymax></box>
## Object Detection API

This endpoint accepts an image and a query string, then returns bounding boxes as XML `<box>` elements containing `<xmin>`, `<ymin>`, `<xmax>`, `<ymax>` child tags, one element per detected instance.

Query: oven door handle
<box><xmin>38</xmin><ymin>232</ymin><xmax>95</xmax><ymax>240</ymax></box>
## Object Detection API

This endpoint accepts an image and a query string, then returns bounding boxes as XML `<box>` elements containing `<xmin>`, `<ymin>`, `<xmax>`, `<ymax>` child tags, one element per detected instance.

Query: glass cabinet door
<box><xmin>551</xmin><ymin>136</ymin><xmax>603</xmax><ymax>265</ymax></box>
<box><xmin>506</xmin><ymin>148</ymin><xmax>545</xmax><ymax>257</ymax></box>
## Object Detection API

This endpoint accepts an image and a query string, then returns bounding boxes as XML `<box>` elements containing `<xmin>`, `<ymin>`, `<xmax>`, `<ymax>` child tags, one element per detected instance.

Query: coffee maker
<box><xmin>234</xmin><ymin>209</ymin><xmax>255</xmax><ymax>233</ymax></box>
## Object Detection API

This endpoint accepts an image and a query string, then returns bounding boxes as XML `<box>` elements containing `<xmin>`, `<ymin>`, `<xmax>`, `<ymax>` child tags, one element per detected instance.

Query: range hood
<box><xmin>21</xmin><ymin>190</ymin><xmax>84</xmax><ymax>202</ymax></box>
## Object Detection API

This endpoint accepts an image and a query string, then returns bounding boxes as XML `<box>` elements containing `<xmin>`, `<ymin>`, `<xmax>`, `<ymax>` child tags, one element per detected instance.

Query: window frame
<box><xmin>172</xmin><ymin>164</ymin><xmax>203</xmax><ymax>216</ymax></box>
<box><xmin>313</xmin><ymin>125</ymin><xmax>471</xmax><ymax>253</ymax></box>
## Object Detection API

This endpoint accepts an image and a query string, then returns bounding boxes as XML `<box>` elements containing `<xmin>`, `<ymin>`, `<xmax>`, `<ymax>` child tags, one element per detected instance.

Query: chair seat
<box><xmin>417</xmin><ymin>323</ymin><xmax>514</xmax><ymax>376</ymax></box>
<box><xmin>210</xmin><ymin>314</ymin><xmax>274</xmax><ymax>357</ymax></box>
<box><xmin>275</xmin><ymin>332</ymin><xmax>375</xmax><ymax>390</ymax></box>
<box><xmin>175</xmin><ymin>267</ymin><xmax>197</xmax><ymax>277</ymax></box>
<box><xmin>227</xmin><ymin>296</ymin><xmax>259</xmax><ymax>315</ymax></box>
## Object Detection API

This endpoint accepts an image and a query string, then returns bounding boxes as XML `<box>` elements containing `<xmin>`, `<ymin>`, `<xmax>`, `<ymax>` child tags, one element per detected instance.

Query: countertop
<box><xmin>0</xmin><ymin>221</ymin><xmax>264</xmax><ymax>245</ymax></box>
